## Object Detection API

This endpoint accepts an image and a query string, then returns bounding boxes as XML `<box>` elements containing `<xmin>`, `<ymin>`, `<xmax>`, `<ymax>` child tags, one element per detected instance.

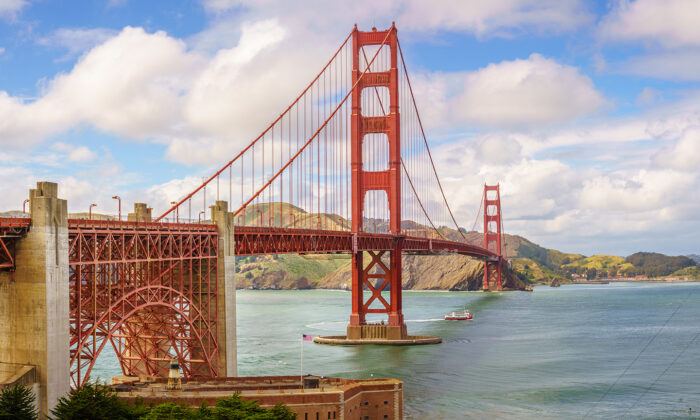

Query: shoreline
<box><xmin>570</xmin><ymin>279</ymin><xmax>699</xmax><ymax>284</ymax></box>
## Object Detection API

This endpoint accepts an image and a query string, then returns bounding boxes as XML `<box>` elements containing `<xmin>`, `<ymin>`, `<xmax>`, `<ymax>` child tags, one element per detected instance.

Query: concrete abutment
<box><xmin>0</xmin><ymin>182</ymin><xmax>69</xmax><ymax>417</ymax></box>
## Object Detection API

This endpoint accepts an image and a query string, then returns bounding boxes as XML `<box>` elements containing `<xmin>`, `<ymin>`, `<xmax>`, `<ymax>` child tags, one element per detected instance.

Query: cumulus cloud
<box><xmin>579</xmin><ymin>169</ymin><xmax>695</xmax><ymax>212</ymax></box>
<box><xmin>599</xmin><ymin>0</ymin><xmax>700</xmax><ymax>48</ymax></box>
<box><xmin>450</xmin><ymin>54</ymin><xmax>604</xmax><ymax>127</ymax></box>
<box><xmin>0</xmin><ymin>26</ymin><xmax>202</xmax><ymax>146</ymax></box>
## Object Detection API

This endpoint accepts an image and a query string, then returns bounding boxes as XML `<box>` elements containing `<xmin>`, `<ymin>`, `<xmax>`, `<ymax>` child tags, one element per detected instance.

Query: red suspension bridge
<box><xmin>0</xmin><ymin>24</ymin><xmax>506</xmax><ymax>392</ymax></box>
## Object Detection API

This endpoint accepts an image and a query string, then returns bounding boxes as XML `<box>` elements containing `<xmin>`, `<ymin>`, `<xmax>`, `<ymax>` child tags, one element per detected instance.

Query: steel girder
<box><xmin>68</xmin><ymin>220</ymin><xmax>219</xmax><ymax>388</ymax></box>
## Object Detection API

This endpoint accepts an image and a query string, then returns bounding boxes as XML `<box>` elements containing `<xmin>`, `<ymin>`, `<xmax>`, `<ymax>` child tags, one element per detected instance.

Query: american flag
<box><xmin>302</xmin><ymin>334</ymin><xmax>314</xmax><ymax>341</ymax></box>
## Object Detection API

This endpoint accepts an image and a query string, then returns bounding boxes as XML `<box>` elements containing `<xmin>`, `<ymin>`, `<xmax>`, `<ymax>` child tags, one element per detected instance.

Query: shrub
<box><xmin>51</xmin><ymin>382</ymin><xmax>134</xmax><ymax>420</ymax></box>
<box><xmin>0</xmin><ymin>383</ymin><xmax>37</xmax><ymax>420</ymax></box>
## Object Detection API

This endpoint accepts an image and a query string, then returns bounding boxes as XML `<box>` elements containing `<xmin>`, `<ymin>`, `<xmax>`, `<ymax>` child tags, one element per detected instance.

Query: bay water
<box><xmin>93</xmin><ymin>282</ymin><xmax>700</xmax><ymax>419</ymax></box>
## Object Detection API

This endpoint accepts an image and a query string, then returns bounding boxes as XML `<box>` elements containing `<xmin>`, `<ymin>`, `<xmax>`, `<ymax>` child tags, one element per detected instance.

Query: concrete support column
<box><xmin>210</xmin><ymin>201</ymin><xmax>237</xmax><ymax>377</ymax></box>
<box><xmin>127</xmin><ymin>203</ymin><xmax>152</xmax><ymax>222</ymax></box>
<box><xmin>0</xmin><ymin>182</ymin><xmax>69</xmax><ymax>417</ymax></box>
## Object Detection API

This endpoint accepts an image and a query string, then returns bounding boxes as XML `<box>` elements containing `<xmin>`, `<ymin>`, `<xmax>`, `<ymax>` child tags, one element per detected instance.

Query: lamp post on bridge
<box><xmin>22</xmin><ymin>199</ymin><xmax>29</xmax><ymax>214</ymax></box>
<box><xmin>198</xmin><ymin>210</ymin><xmax>205</xmax><ymax>223</ymax></box>
<box><xmin>112</xmin><ymin>196</ymin><xmax>121</xmax><ymax>221</ymax></box>
<box><xmin>170</xmin><ymin>202</ymin><xmax>179</xmax><ymax>223</ymax></box>
<box><xmin>89</xmin><ymin>203</ymin><xmax>97</xmax><ymax>220</ymax></box>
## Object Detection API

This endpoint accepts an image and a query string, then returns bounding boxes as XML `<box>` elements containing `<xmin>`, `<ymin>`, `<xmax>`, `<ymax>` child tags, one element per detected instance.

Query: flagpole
<box><xmin>300</xmin><ymin>335</ymin><xmax>303</xmax><ymax>386</ymax></box>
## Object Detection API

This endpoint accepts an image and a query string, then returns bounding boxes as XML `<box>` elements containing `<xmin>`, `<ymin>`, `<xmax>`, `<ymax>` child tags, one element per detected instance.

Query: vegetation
<box><xmin>507</xmin><ymin>241</ymin><xmax>698</xmax><ymax>284</ymax></box>
<box><xmin>624</xmin><ymin>252</ymin><xmax>696</xmax><ymax>277</ymax></box>
<box><xmin>51</xmin><ymin>382</ymin><xmax>143</xmax><ymax>420</ymax></box>
<box><xmin>49</xmin><ymin>382</ymin><xmax>295</xmax><ymax>420</ymax></box>
<box><xmin>670</xmin><ymin>265</ymin><xmax>700</xmax><ymax>280</ymax></box>
<box><xmin>0</xmin><ymin>384</ymin><xmax>37</xmax><ymax>420</ymax></box>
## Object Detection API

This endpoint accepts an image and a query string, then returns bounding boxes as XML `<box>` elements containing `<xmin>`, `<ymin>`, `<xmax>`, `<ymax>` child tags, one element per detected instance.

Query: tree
<box><xmin>141</xmin><ymin>403</ymin><xmax>193</xmax><ymax>420</ymax></box>
<box><xmin>211</xmin><ymin>394</ymin><xmax>296</xmax><ymax>420</ymax></box>
<box><xmin>51</xmin><ymin>382</ymin><xmax>136</xmax><ymax>420</ymax></box>
<box><xmin>0</xmin><ymin>384</ymin><xmax>37</xmax><ymax>420</ymax></box>
<box><xmin>586</xmin><ymin>268</ymin><xmax>597</xmax><ymax>280</ymax></box>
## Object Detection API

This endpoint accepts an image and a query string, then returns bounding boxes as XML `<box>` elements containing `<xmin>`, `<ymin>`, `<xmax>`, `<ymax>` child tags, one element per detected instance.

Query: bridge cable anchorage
<box><xmin>155</xmin><ymin>29</ymin><xmax>355</xmax><ymax>223</ymax></box>
<box><xmin>397</xmin><ymin>40</ymin><xmax>468</xmax><ymax>242</ymax></box>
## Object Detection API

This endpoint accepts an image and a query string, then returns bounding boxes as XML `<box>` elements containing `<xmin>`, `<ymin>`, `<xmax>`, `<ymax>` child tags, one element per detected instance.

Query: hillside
<box><xmin>317</xmin><ymin>254</ymin><xmax>525</xmax><ymax>291</ymax></box>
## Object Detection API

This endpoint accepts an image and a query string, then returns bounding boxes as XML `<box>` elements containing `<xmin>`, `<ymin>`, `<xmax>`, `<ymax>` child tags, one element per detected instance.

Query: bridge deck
<box><xmin>2</xmin><ymin>218</ymin><xmax>495</xmax><ymax>261</ymax></box>
<box><xmin>234</xmin><ymin>226</ymin><xmax>497</xmax><ymax>259</ymax></box>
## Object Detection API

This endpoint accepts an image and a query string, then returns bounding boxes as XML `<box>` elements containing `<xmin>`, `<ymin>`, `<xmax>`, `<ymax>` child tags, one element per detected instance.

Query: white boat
<box><xmin>444</xmin><ymin>310</ymin><xmax>473</xmax><ymax>320</ymax></box>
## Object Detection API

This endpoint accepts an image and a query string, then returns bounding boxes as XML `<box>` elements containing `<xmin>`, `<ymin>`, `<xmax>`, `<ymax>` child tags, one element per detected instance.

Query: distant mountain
<box><xmin>687</xmin><ymin>254</ymin><xmax>700</xmax><ymax>264</ymax></box>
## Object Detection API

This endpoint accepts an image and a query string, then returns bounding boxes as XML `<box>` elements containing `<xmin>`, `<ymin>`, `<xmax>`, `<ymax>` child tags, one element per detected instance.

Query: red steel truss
<box><xmin>0</xmin><ymin>218</ymin><xmax>31</xmax><ymax>273</ymax></box>
<box><xmin>68</xmin><ymin>219</ymin><xmax>219</xmax><ymax>388</ymax></box>
<box><xmin>483</xmin><ymin>184</ymin><xmax>504</xmax><ymax>290</ymax></box>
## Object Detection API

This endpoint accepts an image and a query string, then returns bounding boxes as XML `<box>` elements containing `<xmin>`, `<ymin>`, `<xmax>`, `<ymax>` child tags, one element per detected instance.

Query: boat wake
<box><xmin>406</xmin><ymin>318</ymin><xmax>443</xmax><ymax>323</ymax></box>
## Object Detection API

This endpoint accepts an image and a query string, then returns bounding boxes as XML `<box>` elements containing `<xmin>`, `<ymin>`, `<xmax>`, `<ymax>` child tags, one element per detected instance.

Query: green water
<box><xmin>94</xmin><ymin>283</ymin><xmax>700</xmax><ymax>419</ymax></box>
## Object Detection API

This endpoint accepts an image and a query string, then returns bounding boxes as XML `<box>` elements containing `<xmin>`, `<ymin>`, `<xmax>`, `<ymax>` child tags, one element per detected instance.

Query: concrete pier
<box><xmin>0</xmin><ymin>182</ymin><xmax>70</xmax><ymax>416</ymax></box>
<box><xmin>211</xmin><ymin>201</ymin><xmax>238</xmax><ymax>377</ymax></box>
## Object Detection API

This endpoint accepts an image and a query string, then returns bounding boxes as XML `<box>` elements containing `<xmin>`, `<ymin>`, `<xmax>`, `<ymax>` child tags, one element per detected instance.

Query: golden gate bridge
<box><xmin>0</xmin><ymin>24</ymin><xmax>506</xmax><ymax>394</ymax></box>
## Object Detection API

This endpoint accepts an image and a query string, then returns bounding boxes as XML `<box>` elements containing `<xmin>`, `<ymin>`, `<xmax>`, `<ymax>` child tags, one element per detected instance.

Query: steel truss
<box><xmin>0</xmin><ymin>218</ymin><xmax>30</xmax><ymax>273</ymax></box>
<box><xmin>68</xmin><ymin>219</ymin><xmax>219</xmax><ymax>388</ymax></box>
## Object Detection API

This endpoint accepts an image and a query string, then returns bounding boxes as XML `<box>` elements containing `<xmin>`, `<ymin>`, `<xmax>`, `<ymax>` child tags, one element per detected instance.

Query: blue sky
<box><xmin>1</xmin><ymin>0</ymin><xmax>699</xmax><ymax>256</ymax></box>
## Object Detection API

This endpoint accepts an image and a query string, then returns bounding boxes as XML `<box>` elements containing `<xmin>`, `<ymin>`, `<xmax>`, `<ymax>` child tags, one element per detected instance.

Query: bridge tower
<box><xmin>483</xmin><ymin>184</ymin><xmax>504</xmax><ymax>290</ymax></box>
<box><xmin>348</xmin><ymin>24</ymin><xmax>406</xmax><ymax>340</ymax></box>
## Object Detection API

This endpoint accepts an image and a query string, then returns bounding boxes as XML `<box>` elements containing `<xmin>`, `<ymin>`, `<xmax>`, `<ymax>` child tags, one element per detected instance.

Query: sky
<box><xmin>0</xmin><ymin>0</ymin><xmax>699</xmax><ymax>256</ymax></box>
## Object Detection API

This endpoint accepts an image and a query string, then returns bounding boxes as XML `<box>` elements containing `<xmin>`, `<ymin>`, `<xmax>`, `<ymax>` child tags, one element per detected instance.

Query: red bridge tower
<box><xmin>483</xmin><ymin>184</ymin><xmax>504</xmax><ymax>290</ymax></box>
<box><xmin>348</xmin><ymin>24</ymin><xmax>406</xmax><ymax>340</ymax></box>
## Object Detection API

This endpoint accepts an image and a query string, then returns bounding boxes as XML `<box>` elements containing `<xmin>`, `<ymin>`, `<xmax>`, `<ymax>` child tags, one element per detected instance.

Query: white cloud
<box><xmin>0</xmin><ymin>26</ymin><xmax>203</xmax><ymax>147</ymax></box>
<box><xmin>0</xmin><ymin>47</ymin><xmax>5</xmax><ymax>55</ymax></box>
<box><xmin>67</xmin><ymin>146</ymin><xmax>97</xmax><ymax>162</ymax></box>
<box><xmin>397</xmin><ymin>0</ymin><xmax>592</xmax><ymax>37</ymax></box>
<box><xmin>449</xmin><ymin>54</ymin><xmax>604</xmax><ymax>127</ymax></box>
<box><xmin>579</xmin><ymin>169</ymin><xmax>695</xmax><ymax>212</ymax></box>
<box><xmin>652</xmin><ymin>128</ymin><xmax>700</xmax><ymax>171</ymax></box>
<box><xmin>599</xmin><ymin>0</ymin><xmax>700</xmax><ymax>48</ymax></box>
<box><xmin>184</xmin><ymin>19</ymin><xmax>288</xmax><ymax>143</ymax></box>
<box><xmin>0</xmin><ymin>0</ymin><xmax>27</xmax><ymax>18</ymax></box>
<box><xmin>37</xmin><ymin>27</ymin><xmax>118</xmax><ymax>59</ymax></box>
<box><xmin>475</xmin><ymin>134</ymin><xmax>522</xmax><ymax>165</ymax></box>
